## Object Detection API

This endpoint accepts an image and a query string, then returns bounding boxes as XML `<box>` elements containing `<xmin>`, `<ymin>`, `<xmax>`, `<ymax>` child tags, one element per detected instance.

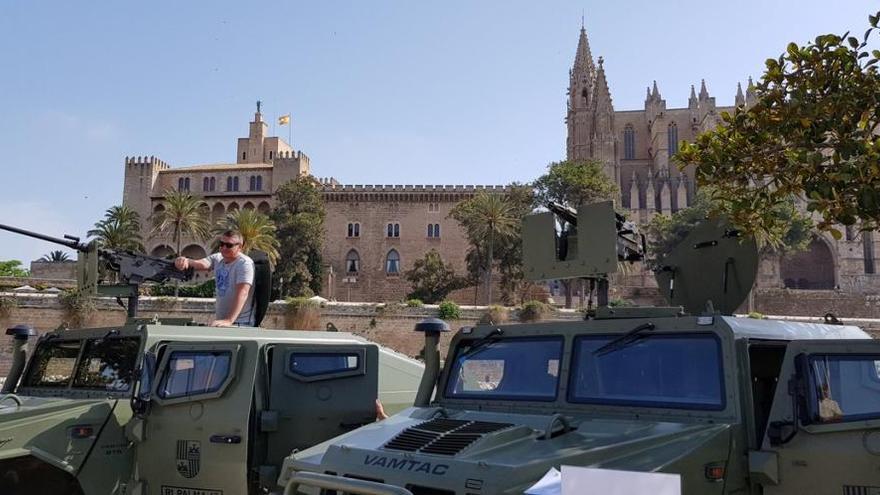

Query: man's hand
<box><xmin>174</xmin><ymin>257</ymin><xmax>190</xmax><ymax>271</ymax></box>
<box><xmin>210</xmin><ymin>319</ymin><xmax>234</xmax><ymax>327</ymax></box>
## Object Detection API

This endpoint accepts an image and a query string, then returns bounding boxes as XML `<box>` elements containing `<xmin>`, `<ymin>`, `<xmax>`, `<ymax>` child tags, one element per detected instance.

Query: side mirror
<box><xmin>131</xmin><ymin>352</ymin><xmax>156</xmax><ymax>416</ymax></box>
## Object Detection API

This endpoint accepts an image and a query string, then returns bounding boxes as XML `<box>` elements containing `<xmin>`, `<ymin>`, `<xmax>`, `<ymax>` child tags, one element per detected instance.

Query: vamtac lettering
<box><xmin>364</xmin><ymin>455</ymin><xmax>449</xmax><ymax>475</ymax></box>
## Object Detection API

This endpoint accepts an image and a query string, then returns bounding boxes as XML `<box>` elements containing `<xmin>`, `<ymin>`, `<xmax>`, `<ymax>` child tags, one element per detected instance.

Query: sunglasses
<box><xmin>219</xmin><ymin>241</ymin><xmax>240</xmax><ymax>249</ymax></box>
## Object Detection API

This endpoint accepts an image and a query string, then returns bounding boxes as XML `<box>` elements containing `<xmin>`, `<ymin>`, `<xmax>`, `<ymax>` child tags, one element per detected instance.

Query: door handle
<box><xmin>210</xmin><ymin>434</ymin><xmax>242</xmax><ymax>444</ymax></box>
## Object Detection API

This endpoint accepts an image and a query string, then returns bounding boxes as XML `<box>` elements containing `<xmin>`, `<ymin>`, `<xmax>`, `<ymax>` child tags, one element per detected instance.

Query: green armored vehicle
<box><xmin>0</xmin><ymin>225</ymin><xmax>424</xmax><ymax>495</ymax></box>
<box><xmin>278</xmin><ymin>203</ymin><xmax>880</xmax><ymax>495</ymax></box>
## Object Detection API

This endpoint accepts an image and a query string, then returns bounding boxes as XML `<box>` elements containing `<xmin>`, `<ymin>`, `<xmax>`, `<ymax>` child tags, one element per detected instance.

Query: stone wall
<box><xmin>1</xmin><ymin>292</ymin><xmax>877</xmax><ymax>380</ymax></box>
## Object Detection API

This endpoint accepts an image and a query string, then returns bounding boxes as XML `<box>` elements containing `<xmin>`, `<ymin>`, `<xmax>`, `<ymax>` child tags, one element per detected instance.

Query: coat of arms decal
<box><xmin>176</xmin><ymin>440</ymin><xmax>201</xmax><ymax>478</ymax></box>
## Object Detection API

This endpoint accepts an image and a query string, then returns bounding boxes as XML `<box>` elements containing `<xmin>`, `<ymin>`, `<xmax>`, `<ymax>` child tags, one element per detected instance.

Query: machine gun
<box><xmin>0</xmin><ymin>223</ymin><xmax>193</xmax><ymax>318</ymax></box>
<box><xmin>523</xmin><ymin>201</ymin><xmax>645</xmax><ymax>309</ymax></box>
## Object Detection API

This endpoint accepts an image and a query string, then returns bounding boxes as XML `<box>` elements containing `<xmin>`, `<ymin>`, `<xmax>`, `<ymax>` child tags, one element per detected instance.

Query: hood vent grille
<box><xmin>383</xmin><ymin>418</ymin><xmax>513</xmax><ymax>456</ymax></box>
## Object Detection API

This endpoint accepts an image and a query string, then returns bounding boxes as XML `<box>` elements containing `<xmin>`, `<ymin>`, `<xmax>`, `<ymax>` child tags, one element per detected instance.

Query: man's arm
<box><xmin>174</xmin><ymin>256</ymin><xmax>212</xmax><ymax>272</ymax></box>
<box><xmin>211</xmin><ymin>282</ymin><xmax>252</xmax><ymax>327</ymax></box>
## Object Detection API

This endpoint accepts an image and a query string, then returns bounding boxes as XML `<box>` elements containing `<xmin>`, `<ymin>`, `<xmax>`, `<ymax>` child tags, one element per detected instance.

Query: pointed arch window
<box><xmin>178</xmin><ymin>177</ymin><xmax>190</xmax><ymax>191</ymax></box>
<box><xmin>427</xmin><ymin>224</ymin><xmax>441</xmax><ymax>238</ymax></box>
<box><xmin>256</xmin><ymin>176</ymin><xmax>262</xmax><ymax>191</ymax></box>
<box><xmin>345</xmin><ymin>249</ymin><xmax>360</xmax><ymax>274</ymax></box>
<box><xmin>667</xmin><ymin>123</ymin><xmax>679</xmax><ymax>157</ymax></box>
<box><xmin>386</xmin><ymin>223</ymin><xmax>400</xmax><ymax>238</ymax></box>
<box><xmin>249</xmin><ymin>176</ymin><xmax>256</xmax><ymax>191</ymax></box>
<box><xmin>624</xmin><ymin>125</ymin><xmax>635</xmax><ymax>160</ymax></box>
<box><xmin>203</xmin><ymin>177</ymin><xmax>210</xmax><ymax>191</ymax></box>
<box><xmin>347</xmin><ymin>222</ymin><xmax>360</xmax><ymax>238</ymax></box>
<box><xmin>226</xmin><ymin>176</ymin><xmax>239</xmax><ymax>192</ymax></box>
<box><xmin>385</xmin><ymin>250</ymin><xmax>400</xmax><ymax>274</ymax></box>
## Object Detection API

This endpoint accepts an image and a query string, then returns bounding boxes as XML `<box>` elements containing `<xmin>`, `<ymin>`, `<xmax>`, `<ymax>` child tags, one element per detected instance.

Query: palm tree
<box><xmin>151</xmin><ymin>190</ymin><xmax>212</xmax><ymax>295</ymax></box>
<box><xmin>88</xmin><ymin>205</ymin><xmax>145</xmax><ymax>252</ymax></box>
<box><xmin>213</xmin><ymin>208</ymin><xmax>280</xmax><ymax>265</ymax></box>
<box><xmin>40</xmin><ymin>250</ymin><xmax>71</xmax><ymax>262</ymax></box>
<box><xmin>452</xmin><ymin>192</ymin><xmax>517</xmax><ymax>304</ymax></box>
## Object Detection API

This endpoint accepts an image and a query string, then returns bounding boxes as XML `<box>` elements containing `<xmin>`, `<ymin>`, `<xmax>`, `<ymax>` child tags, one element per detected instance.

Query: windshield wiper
<box><xmin>458</xmin><ymin>328</ymin><xmax>504</xmax><ymax>360</ymax></box>
<box><xmin>593</xmin><ymin>322</ymin><xmax>655</xmax><ymax>357</ymax></box>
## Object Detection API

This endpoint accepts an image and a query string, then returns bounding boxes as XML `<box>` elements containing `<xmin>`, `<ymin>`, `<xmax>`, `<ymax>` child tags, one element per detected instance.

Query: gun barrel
<box><xmin>0</xmin><ymin>223</ymin><xmax>90</xmax><ymax>251</ymax></box>
<box><xmin>547</xmin><ymin>201</ymin><xmax>579</xmax><ymax>226</ymax></box>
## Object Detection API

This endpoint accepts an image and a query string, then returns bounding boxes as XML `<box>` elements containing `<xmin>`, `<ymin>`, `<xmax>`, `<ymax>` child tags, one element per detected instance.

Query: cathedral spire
<box><xmin>652</xmin><ymin>80</ymin><xmax>660</xmax><ymax>99</ymax></box>
<box><xmin>573</xmin><ymin>23</ymin><xmax>595</xmax><ymax>75</ymax></box>
<box><xmin>735</xmin><ymin>82</ymin><xmax>745</xmax><ymax>106</ymax></box>
<box><xmin>699</xmin><ymin>79</ymin><xmax>709</xmax><ymax>100</ymax></box>
<box><xmin>746</xmin><ymin>76</ymin><xmax>757</xmax><ymax>107</ymax></box>
<box><xmin>688</xmin><ymin>84</ymin><xmax>698</xmax><ymax>109</ymax></box>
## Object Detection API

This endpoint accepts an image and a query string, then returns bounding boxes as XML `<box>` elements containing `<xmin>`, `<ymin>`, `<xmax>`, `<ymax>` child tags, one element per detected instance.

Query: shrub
<box><xmin>609</xmin><ymin>298</ymin><xmax>635</xmax><ymax>307</ymax></box>
<box><xmin>59</xmin><ymin>289</ymin><xmax>96</xmax><ymax>327</ymax></box>
<box><xmin>149</xmin><ymin>279</ymin><xmax>216</xmax><ymax>298</ymax></box>
<box><xmin>437</xmin><ymin>300</ymin><xmax>461</xmax><ymax>320</ymax></box>
<box><xmin>479</xmin><ymin>305</ymin><xmax>508</xmax><ymax>325</ymax></box>
<box><xmin>406</xmin><ymin>299</ymin><xmax>424</xmax><ymax>308</ymax></box>
<box><xmin>519</xmin><ymin>300</ymin><xmax>551</xmax><ymax>323</ymax></box>
<box><xmin>284</xmin><ymin>297</ymin><xmax>321</xmax><ymax>330</ymax></box>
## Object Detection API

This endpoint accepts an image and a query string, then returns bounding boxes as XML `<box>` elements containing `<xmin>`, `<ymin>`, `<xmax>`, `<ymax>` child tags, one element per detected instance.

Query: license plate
<box><xmin>160</xmin><ymin>486</ymin><xmax>222</xmax><ymax>495</ymax></box>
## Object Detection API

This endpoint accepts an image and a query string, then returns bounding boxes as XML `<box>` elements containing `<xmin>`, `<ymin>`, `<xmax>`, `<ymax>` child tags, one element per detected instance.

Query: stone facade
<box><xmin>121</xmin><ymin>107</ymin><xmax>500</xmax><ymax>303</ymax></box>
<box><xmin>568</xmin><ymin>25</ymin><xmax>880</xmax><ymax>294</ymax></box>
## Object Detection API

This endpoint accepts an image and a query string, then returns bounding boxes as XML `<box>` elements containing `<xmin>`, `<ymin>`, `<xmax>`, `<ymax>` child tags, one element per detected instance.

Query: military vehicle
<box><xmin>0</xmin><ymin>224</ymin><xmax>424</xmax><ymax>494</ymax></box>
<box><xmin>277</xmin><ymin>202</ymin><xmax>880</xmax><ymax>495</ymax></box>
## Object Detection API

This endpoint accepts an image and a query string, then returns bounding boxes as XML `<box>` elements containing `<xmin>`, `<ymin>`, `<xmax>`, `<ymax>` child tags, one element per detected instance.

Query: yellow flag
<box><xmin>278</xmin><ymin>114</ymin><xmax>291</xmax><ymax>126</ymax></box>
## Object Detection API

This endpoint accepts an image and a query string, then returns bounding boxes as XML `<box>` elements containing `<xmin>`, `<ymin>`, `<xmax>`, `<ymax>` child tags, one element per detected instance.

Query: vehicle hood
<box><xmin>0</xmin><ymin>395</ymin><xmax>118</xmax><ymax>474</ymax></box>
<box><xmin>281</xmin><ymin>407</ymin><xmax>733</xmax><ymax>493</ymax></box>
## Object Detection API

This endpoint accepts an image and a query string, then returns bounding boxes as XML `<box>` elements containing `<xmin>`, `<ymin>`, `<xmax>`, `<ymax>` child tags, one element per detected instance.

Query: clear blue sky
<box><xmin>1</xmin><ymin>0</ymin><xmax>876</xmax><ymax>263</ymax></box>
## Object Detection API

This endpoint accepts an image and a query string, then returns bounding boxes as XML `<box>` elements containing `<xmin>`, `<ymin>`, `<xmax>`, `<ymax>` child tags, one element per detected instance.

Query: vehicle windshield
<box><xmin>22</xmin><ymin>336</ymin><xmax>140</xmax><ymax>392</ymax></box>
<box><xmin>569</xmin><ymin>333</ymin><xmax>725</xmax><ymax>410</ymax></box>
<box><xmin>444</xmin><ymin>337</ymin><xmax>563</xmax><ymax>401</ymax></box>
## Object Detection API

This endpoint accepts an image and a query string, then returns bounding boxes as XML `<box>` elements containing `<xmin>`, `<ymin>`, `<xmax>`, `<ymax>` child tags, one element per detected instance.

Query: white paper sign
<box><xmin>560</xmin><ymin>466</ymin><xmax>681</xmax><ymax>495</ymax></box>
<box><xmin>524</xmin><ymin>467</ymin><xmax>561</xmax><ymax>495</ymax></box>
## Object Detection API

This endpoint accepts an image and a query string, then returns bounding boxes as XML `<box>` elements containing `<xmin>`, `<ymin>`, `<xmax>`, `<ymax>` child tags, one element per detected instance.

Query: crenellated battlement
<box><xmin>125</xmin><ymin>155</ymin><xmax>170</xmax><ymax>170</ymax></box>
<box><xmin>273</xmin><ymin>150</ymin><xmax>308</xmax><ymax>161</ymax></box>
<box><xmin>320</xmin><ymin>184</ymin><xmax>509</xmax><ymax>193</ymax></box>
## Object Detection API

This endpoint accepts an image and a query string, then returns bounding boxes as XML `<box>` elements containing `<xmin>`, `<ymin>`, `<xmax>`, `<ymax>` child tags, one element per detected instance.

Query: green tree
<box><xmin>645</xmin><ymin>187</ymin><xmax>813</xmax><ymax>265</ymax></box>
<box><xmin>150</xmin><ymin>191</ymin><xmax>211</xmax><ymax>257</ymax></box>
<box><xmin>404</xmin><ymin>250</ymin><xmax>466</xmax><ymax>304</ymax></box>
<box><xmin>151</xmin><ymin>191</ymin><xmax>211</xmax><ymax>296</ymax></box>
<box><xmin>533</xmin><ymin>160</ymin><xmax>618</xmax><ymax>307</ymax></box>
<box><xmin>0</xmin><ymin>260</ymin><xmax>29</xmax><ymax>277</ymax></box>
<box><xmin>450</xmin><ymin>191</ymin><xmax>518</xmax><ymax>304</ymax></box>
<box><xmin>496</xmin><ymin>184</ymin><xmax>538</xmax><ymax>304</ymax></box>
<box><xmin>40</xmin><ymin>250</ymin><xmax>71</xmax><ymax>262</ymax></box>
<box><xmin>271</xmin><ymin>177</ymin><xmax>325</xmax><ymax>298</ymax></box>
<box><xmin>677</xmin><ymin>11</ymin><xmax>880</xmax><ymax>241</ymax></box>
<box><xmin>212</xmin><ymin>208</ymin><xmax>280</xmax><ymax>265</ymax></box>
<box><xmin>88</xmin><ymin>205</ymin><xmax>145</xmax><ymax>252</ymax></box>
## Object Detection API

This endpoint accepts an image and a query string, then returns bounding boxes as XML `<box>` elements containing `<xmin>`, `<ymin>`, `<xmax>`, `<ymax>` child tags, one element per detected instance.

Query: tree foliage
<box><xmin>40</xmin><ymin>250</ymin><xmax>71</xmax><ymax>262</ymax></box>
<box><xmin>150</xmin><ymin>191</ymin><xmax>211</xmax><ymax>256</ymax></box>
<box><xmin>645</xmin><ymin>188</ymin><xmax>813</xmax><ymax>264</ymax></box>
<box><xmin>450</xmin><ymin>190</ymin><xmax>520</xmax><ymax>303</ymax></box>
<box><xmin>270</xmin><ymin>177</ymin><xmax>325</xmax><ymax>298</ymax></box>
<box><xmin>0</xmin><ymin>260</ymin><xmax>29</xmax><ymax>277</ymax></box>
<box><xmin>212</xmin><ymin>208</ymin><xmax>280</xmax><ymax>265</ymax></box>
<box><xmin>533</xmin><ymin>159</ymin><xmax>618</xmax><ymax>208</ymax></box>
<box><xmin>677</xmin><ymin>11</ymin><xmax>880</xmax><ymax>241</ymax></box>
<box><xmin>404</xmin><ymin>249</ymin><xmax>466</xmax><ymax>304</ymax></box>
<box><xmin>88</xmin><ymin>205</ymin><xmax>145</xmax><ymax>252</ymax></box>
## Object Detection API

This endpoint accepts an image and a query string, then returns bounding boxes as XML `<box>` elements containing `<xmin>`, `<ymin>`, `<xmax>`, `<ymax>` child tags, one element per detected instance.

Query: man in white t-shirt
<box><xmin>174</xmin><ymin>230</ymin><xmax>255</xmax><ymax>327</ymax></box>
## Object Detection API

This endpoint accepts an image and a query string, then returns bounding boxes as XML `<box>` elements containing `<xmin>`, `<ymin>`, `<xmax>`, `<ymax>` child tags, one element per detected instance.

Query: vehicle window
<box><xmin>289</xmin><ymin>352</ymin><xmax>359</xmax><ymax>377</ymax></box>
<box><xmin>569</xmin><ymin>334</ymin><xmax>725</xmax><ymax>410</ymax></box>
<box><xmin>808</xmin><ymin>354</ymin><xmax>880</xmax><ymax>423</ymax></box>
<box><xmin>157</xmin><ymin>350</ymin><xmax>232</xmax><ymax>399</ymax></box>
<box><xmin>72</xmin><ymin>337</ymin><xmax>140</xmax><ymax>391</ymax></box>
<box><xmin>22</xmin><ymin>340</ymin><xmax>82</xmax><ymax>387</ymax></box>
<box><xmin>444</xmin><ymin>337</ymin><xmax>563</xmax><ymax>401</ymax></box>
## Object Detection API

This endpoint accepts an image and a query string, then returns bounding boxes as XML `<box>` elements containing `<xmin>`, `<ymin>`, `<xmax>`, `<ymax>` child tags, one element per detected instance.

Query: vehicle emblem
<box><xmin>176</xmin><ymin>440</ymin><xmax>201</xmax><ymax>478</ymax></box>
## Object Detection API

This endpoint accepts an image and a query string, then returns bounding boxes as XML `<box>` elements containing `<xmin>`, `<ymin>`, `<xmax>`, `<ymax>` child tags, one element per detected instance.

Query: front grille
<box><xmin>383</xmin><ymin>418</ymin><xmax>513</xmax><ymax>456</ymax></box>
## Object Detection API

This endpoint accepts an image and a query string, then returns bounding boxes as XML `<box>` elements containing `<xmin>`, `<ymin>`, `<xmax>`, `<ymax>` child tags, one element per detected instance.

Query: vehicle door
<box><xmin>264</xmin><ymin>343</ymin><xmax>378</xmax><ymax>465</ymax></box>
<box><xmin>132</xmin><ymin>341</ymin><xmax>258</xmax><ymax>495</ymax></box>
<box><xmin>755</xmin><ymin>340</ymin><xmax>880</xmax><ymax>494</ymax></box>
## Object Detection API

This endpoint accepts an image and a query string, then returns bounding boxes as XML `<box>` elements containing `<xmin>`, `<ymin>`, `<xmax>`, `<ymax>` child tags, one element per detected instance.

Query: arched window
<box><xmin>667</xmin><ymin>123</ymin><xmax>679</xmax><ymax>157</ymax></box>
<box><xmin>203</xmin><ymin>177</ymin><xmax>210</xmax><ymax>191</ymax></box>
<box><xmin>249</xmin><ymin>176</ymin><xmax>256</xmax><ymax>191</ymax></box>
<box><xmin>256</xmin><ymin>176</ymin><xmax>262</xmax><ymax>191</ymax></box>
<box><xmin>427</xmin><ymin>224</ymin><xmax>441</xmax><ymax>238</ymax></box>
<box><xmin>624</xmin><ymin>125</ymin><xmax>635</xmax><ymax>160</ymax></box>
<box><xmin>386</xmin><ymin>223</ymin><xmax>400</xmax><ymax>238</ymax></box>
<box><xmin>347</xmin><ymin>222</ymin><xmax>361</xmax><ymax>238</ymax></box>
<box><xmin>210</xmin><ymin>177</ymin><xmax>216</xmax><ymax>191</ymax></box>
<box><xmin>227</xmin><ymin>177</ymin><xmax>233</xmax><ymax>191</ymax></box>
<box><xmin>385</xmin><ymin>250</ymin><xmax>400</xmax><ymax>274</ymax></box>
<box><xmin>394</xmin><ymin>223</ymin><xmax>400</xmax><ymax>237</ymax></box>
<box><xmin>346</xmin><ymin>250</ymin><xmax>360</xmax><ymax>274</ymax></box>
<box><xmin>233</xmin><ymin>177</ymin><xmax>239</xmax><ymax>191</ymax></box>
<box><xmin>269</xmin><ymin>151</ymin><xmax>274</xmax><ymax>160</ymax></box>
<box><xmin>178</xmin><ymin>177</ymin><xmax>185</xmax><ymax>191</ymax></box>
<box><xmin>184</xmin><ymin>178</ymin><xmax>190</xmax><ymax>191</ymax></box>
